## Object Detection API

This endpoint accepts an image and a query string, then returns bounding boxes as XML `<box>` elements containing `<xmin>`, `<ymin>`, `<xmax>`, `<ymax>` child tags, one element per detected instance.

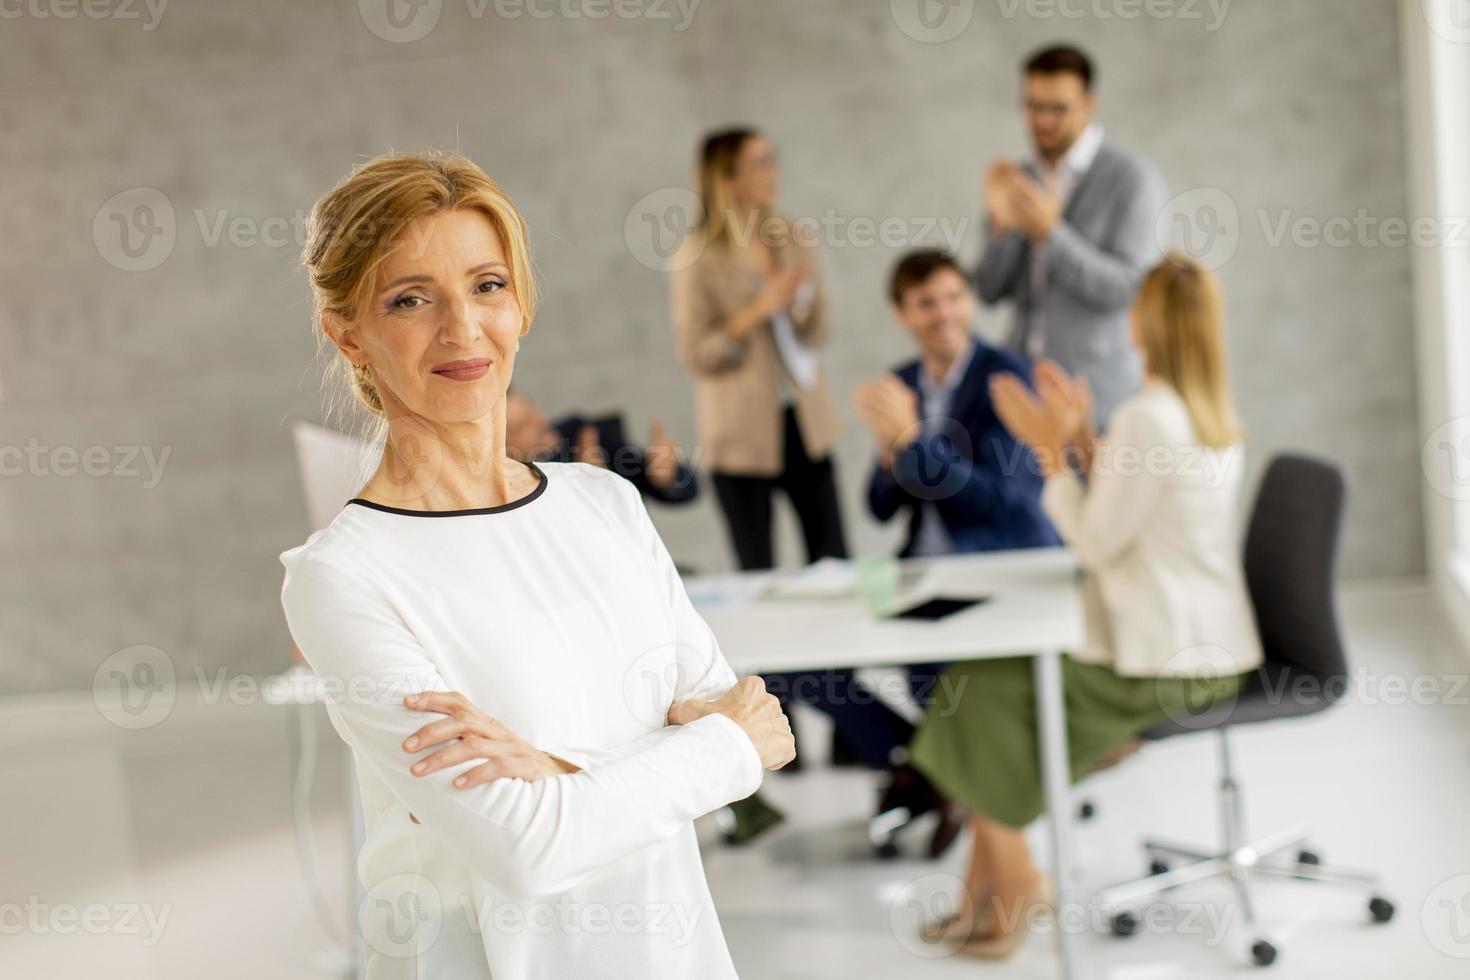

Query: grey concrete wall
<box><xmin>0</xmin><ymin>0</ymin><xmax>1418</xmax><ymax>694</ymax></box>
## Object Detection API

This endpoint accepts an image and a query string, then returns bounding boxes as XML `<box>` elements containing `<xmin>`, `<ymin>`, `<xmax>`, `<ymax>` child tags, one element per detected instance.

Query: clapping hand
<box><xmin>990</xmin><ymin>361</ymin><xmax>1093</xmax><ymax>477</ymax></box>
<box><xmin>852</xmin><ymin>374</ymin><xmax>921</xmax><ymax>468</ymax></box>
<box><xmin>984</xmin><ymin>160</ymin><xmax>1023</xmax><ymax>234</ymax></box>
<box><xmin>1006</xmin><ymin>174</ymin><xmax>1063</xmax><ymax>244</ymax></box>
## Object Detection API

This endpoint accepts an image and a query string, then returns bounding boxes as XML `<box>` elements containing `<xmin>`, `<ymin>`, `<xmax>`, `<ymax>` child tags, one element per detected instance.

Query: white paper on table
<box><xmin>764</xmin><ymin>556</ymin><xmax>857</xmax><ymax>599</ymax></box>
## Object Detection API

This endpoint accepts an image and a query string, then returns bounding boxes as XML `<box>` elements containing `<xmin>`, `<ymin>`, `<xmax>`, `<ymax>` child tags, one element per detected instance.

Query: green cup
<box><xmin>856</xmin><ymin>557</ymin><xmax>901</xmax><ymax>619</ymax></box>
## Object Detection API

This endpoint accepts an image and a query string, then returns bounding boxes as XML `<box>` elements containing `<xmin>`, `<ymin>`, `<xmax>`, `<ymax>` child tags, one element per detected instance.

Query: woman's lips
<box><xmin>432</xmin><ymin>359</ymin><xmax>492</xmax><ymax>382</ymax></box>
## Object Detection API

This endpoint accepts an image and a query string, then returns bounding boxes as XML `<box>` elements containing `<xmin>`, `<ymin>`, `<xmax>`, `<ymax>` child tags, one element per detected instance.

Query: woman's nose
<box><xmin>440</xmin><ymin>298</ymin><xmax>484</xmax><ymax>346</ymax></box>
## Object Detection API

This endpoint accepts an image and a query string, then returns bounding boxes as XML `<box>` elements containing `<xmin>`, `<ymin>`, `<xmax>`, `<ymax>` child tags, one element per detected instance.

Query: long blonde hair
<box><xmin>1134</xmin><ymin>254</ymin><xmax>1243</xmax><ymax>448</ymax></box>
<box><xmin>301</xmin><ymin>151</ymin><xmax>538</xmax><ymax>424</ymax></box>
<box><xmin>694</xmin><ymin>128</ymin><xmax>784</xmax><ymax>252</ymax></box>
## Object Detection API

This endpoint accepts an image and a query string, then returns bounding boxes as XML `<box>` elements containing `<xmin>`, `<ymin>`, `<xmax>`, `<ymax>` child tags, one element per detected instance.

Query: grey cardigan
<box><xmin>974</xmin><ymin>141</ymin><xmax>1168</xmax><ymax>425</ymax></box>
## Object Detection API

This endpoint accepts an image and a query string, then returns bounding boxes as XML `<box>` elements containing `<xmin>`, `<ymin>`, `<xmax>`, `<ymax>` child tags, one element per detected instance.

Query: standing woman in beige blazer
<box><xmin>671</xmin><ymin>128</ymin><xmax>848</xmax><ymax>571</ymax></box>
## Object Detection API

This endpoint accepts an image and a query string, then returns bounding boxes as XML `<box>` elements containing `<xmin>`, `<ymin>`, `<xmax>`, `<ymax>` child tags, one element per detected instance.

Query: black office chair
<box><xmin>1096</xmin><ymin>454</ymin><xmax>1394</xmax><ymax>967</ymax></box>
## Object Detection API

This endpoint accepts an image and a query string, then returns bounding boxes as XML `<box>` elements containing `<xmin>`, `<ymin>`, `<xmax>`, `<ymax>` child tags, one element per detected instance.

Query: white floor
<box><xmin>5</xmin><ymin>585</ymin><xmax>1470</xmax><ymax>979</ymax></box>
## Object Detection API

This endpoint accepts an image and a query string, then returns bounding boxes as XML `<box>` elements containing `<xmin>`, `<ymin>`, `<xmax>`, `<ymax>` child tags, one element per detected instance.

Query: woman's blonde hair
<box><xmin>694</xmin><ymin>128</ymin><xmax>784</xmax><ymax>251</ymax></box>
<box><xmin>1133</xmin><ymin>254</ymin><xmax>1243</xmax><ymax>448</ymax></box>
<box><xmin>301</xmin><ymin>150</ymin><xmax>537</xmax><ymax>423</ymax></box>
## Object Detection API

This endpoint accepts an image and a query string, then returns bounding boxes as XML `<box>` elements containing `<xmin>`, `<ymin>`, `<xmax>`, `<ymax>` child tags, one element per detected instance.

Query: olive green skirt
<box><xmin>910</xmin><ymin>655</ymin><xmax>1242</xmax><ymax>829</ymax></box>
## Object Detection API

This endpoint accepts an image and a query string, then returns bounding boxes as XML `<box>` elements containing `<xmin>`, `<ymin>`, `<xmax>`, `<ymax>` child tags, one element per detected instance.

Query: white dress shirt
<box><xmin>1026</xmin><ymin>122</ymin><xmax>1106</xmax><ymax>359</ymax></box>
<box><xmin>1042</xmin><ymin>379</ymin><xmax>1264</xmax><ymax>678</ymax></box>
<box><xmin>280</xmin><ymin>461</ymin><xmax>763</xmax><ymax>979</ymax></box>
<box><xmin>911</xmin><ymin>338</ymin><xmax>977</xmax><ymax>557</ymax></box>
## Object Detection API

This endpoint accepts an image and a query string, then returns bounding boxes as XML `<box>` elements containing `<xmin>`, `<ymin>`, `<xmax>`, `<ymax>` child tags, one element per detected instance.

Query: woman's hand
<box><xmin>991</xmin><ymin>371</ymin><xmax>1071</xmax><ymax>477</ymax></box>
<box><xmin>1033</xmin><ymin>360</ymin><xmax>1095</xmax><ymax>452</ymax></box>
<box><xmin>668</xmin><ymin>676</ymin><xmax>796</xmax><ymax>770</ymax></box>
<box><xmin>402</xmin><ymin>691</ymin><xmax>578</xmax><ymax>790</ymax></box>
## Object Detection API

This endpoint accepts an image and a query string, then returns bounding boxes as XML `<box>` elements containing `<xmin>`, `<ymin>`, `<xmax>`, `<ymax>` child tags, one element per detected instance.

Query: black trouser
<box><xmin>710</xmin><ymin>406</ymin><xmax>849</xmax><ymax>570</ymax></box>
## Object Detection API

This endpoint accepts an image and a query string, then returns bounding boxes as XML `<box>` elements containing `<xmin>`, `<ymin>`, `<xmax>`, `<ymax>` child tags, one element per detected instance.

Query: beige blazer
<box><xmin>1042</xmin><ymin>380</ymin><xmax>1264</xmax><ymax>679</ymax></box>
<box><xmin>670</xmin><ymin>233</ymin><xmax>842</xmax><ymax>477</ymax></box>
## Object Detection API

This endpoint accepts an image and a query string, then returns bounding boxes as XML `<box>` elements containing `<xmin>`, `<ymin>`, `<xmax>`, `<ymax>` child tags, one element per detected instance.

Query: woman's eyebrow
<box><xmin>379</xmin><ymin>262</ymin><xmax>510</xmax><ymax>293</ymax></box>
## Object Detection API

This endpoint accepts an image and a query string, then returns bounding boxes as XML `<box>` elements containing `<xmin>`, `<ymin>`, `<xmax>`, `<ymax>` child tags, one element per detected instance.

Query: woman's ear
<box><xmin>322</xmin><ymin>312</ymin><xmax>365</xmax><ymax>364</ymax></box>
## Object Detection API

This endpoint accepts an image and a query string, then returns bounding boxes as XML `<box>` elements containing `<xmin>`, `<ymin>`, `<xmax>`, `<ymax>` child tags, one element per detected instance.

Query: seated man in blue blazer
<box><xmin>856</xmin><ymin>249</ymin><xmax>1058</xmax><ymax>555</ymax></box>
<box><xmin>777</xmin><ymin>250</ymin><xmax>1056</xmax><ymax>858</ymax></box>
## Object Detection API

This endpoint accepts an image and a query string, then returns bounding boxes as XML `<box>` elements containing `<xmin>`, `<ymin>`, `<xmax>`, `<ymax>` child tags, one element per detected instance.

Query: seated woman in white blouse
<box><xmin>280</xmin><ymin>151</ymin><xmax>794</xmax><ymax>980</ymax></box>
<box><xmin>907</xmin><ymin>253</ymin><xmax>1262</xmax><ymax>958</ymax></box>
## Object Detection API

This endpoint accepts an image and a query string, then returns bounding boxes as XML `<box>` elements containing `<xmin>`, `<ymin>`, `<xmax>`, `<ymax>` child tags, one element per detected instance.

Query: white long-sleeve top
<box><xmin>279</xmin><ymin>461</ymin><xmax>763</xmax><ymax>980</ymax></box>
<box><xmin>1042</xmin><ymin>379</ymin><xmax>1264</xmax><ymax>679</ymax></box>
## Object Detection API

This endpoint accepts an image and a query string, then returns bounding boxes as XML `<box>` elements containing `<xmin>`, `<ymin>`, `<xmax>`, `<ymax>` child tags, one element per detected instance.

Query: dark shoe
<box><xmin>928</xmin><ymin>800</ymin><xmax>966</xmax><ymax>859</ymax></box>
<box><xmin>870</xmin><ymin>763</ymin><xmax>949</xmax><ymax>857</ymax></box>
<box><xmin>718</xmin><ymin>793</ymin><xmax>786</xmax><ymax>846</ymax></box>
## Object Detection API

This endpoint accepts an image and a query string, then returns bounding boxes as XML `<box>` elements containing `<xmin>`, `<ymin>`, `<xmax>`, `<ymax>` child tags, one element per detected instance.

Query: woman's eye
<box><xmin>477</xmin><ymin>279</ymin><xmax>507</xmax><ymax>294</ymax></box>
<box><xmin>391</xmin><ymin>295</ymin><xmax>425</xmax><ymax>310</ymax></box>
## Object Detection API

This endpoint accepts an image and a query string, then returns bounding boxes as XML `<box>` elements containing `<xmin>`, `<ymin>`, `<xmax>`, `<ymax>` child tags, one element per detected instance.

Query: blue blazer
<box><xmin>867</xmin><ymin>338</ymin><xmax>1060</xmax><ymax>557</ymax></box>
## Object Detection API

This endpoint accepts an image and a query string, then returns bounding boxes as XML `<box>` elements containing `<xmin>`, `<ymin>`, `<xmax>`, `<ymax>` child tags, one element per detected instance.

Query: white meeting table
<box><xmin>686</xmin><ymin>547</ymin><xmax>1088</xmax><ymax>980</ymax></box>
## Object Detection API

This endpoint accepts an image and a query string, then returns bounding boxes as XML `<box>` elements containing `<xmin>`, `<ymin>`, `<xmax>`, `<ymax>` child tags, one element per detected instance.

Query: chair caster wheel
<box><xmin>1250</xmin><ymin>939</ymin><xmax>1278</xmax><ymax>967</ymax></box>
<box><xmin>875</xmin><ymin>841</ymin><xmax>900</xmax><ymax>860</ymax></box>
<box><xmin>1369</xmin><ymin>896</ymin><xmax>1395</xmax><ymax>923</ymax></box>
<box><xmin>1150</xmin><ymin>859</ymin><xmax>1170</xmax><ymax>876</ymax></box>
<box><xmin>1078</xmin><ymin>801</ymin><xmax>1097</xmax><ymax>821</ymax></box>
<box><xmin>1110</xmin><ymin>911</ymin><xmax>1138</xmax><ymax>937</ymax></box>
<box><xmin>1297</xmin><ymin>849</ymin><xmax>1320</xmax><ymax>865</ymax></box>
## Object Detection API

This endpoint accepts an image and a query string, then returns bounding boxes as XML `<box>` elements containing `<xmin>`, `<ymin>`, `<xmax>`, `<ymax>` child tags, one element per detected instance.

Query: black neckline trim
<box><xmin>346</xmin><ymin>461</ymin><xmax>548</xmax><ymax>518</ymax></box>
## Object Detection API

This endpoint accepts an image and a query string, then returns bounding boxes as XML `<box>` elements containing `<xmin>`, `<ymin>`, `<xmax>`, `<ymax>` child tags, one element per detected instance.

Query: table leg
<box><xmin>1033</xmin><ymin>648</ymin><xmax>1079</xmax><ymax>980</ymax></box>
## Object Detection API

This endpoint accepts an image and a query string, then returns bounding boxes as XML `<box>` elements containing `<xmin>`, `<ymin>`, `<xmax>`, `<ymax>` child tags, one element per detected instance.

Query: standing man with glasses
<box><xmin>976</xmin><ymin>44</ymin><xmax>1168</xmax><ymax>426</ymax></box>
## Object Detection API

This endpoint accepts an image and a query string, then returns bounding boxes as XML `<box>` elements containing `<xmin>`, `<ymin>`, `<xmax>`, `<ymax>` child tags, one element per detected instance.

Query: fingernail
<box><xmin>453</xmin><ymin>776</ymin><xmax>466</xmax><ymax>787</ymax></box>
<box><xmin>406</xmin><ymin>694</ymin><xmax>419</xmax><ymax>707</ymax></box>
<box><xmin>404</xmin><ymin>736</ymin><xmax>419</xmax><ymax>750</ymax></box>
<box><xmin>412</xmin><ymin>762</ymin><xmax>426</xmax><ymax>774</ymax></box>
